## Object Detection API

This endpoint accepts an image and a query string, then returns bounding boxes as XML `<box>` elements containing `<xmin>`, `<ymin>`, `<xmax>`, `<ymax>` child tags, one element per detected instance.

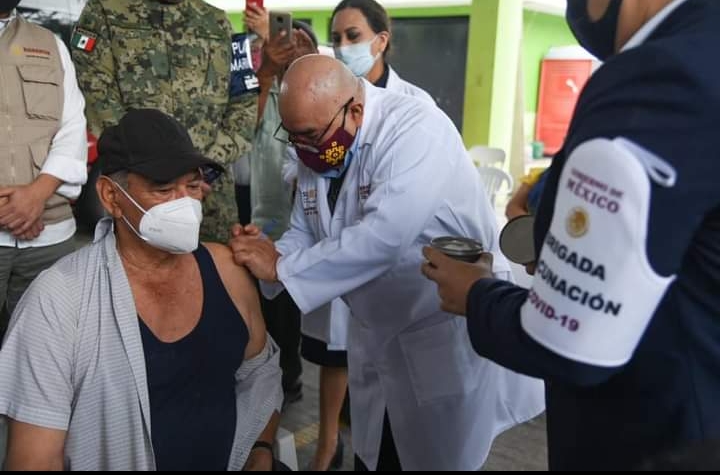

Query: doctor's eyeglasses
<box><xmin>273</xmin><ymin>97</ymin><xmax>354</xmax><ymax>152</ymax></box>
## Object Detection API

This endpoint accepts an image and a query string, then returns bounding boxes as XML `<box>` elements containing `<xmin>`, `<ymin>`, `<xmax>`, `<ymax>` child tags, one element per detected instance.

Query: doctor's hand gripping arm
<box><xmin>229</xmin><ymin>224</ymin><xmax>280</xmax><ymax>281</ymax></box>
<box><xmin>229</xmin><ymin>175</ymin><xmax>317</xmax><ymax>280</ymax></box>
<box><xmin>269</xmin><ymin>116</ymin><xmax>468</xmax><ymax>315</ymax></box>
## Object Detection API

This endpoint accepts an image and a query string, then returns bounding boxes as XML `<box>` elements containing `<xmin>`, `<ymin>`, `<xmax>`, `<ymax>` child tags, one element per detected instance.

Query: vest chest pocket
<box><xmin>17</xmin><ymin>65</ymin><xmax>61</xmax><ymax>121</ymax></box>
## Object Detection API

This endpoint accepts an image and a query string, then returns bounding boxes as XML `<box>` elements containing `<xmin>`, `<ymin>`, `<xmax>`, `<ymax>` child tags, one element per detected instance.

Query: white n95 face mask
<box><xmin>114</xmin><ymin>183</ymin><xmax>203</xmax><ymax>254</ymax></box>
<box><xmin>334</xmin><ymin>36</ymin><xmax>381</xmax><ymax>78</ymax></box>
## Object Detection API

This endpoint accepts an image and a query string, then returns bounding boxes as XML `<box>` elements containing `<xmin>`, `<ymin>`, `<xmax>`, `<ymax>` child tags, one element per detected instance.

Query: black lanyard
<box><xmin>327</xmin><ymin>168</ymin><xmax>349</xmax><ymax>216</ymax></box>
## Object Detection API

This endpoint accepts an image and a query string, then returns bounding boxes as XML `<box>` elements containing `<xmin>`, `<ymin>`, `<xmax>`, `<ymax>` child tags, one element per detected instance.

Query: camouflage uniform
<box><xmin>72</xmin><ymin>0</ymin><xmax>257</xmax><ymax>242</ymax></box>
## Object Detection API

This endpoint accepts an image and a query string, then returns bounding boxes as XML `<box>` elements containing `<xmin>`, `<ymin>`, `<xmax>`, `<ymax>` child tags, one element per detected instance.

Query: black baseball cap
<box><xmin>98</xmin><ymin>108</ymin><xmax>224</xmax><ymax>183</ymax></box>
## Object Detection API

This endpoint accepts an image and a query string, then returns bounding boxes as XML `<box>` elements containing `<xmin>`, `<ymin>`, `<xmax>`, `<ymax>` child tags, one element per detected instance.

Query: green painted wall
<box><xmin>462</xmin><ymin>0</ymin><xmax>522</xmax><ymax>156</ymax></box>
<box><xmin>522</xmin><ymin>10</ymin><xmax>577</xmax><ymax>114</ymax></box>
<box><xmin>228</xmin><ymin>6</ymin><xmax>469</xmax><ymax>45</ymax></box>
<box><xmin>461</xmin><ymin>0</ymin><xmax>497</xmax><ymax>149</ymax></box>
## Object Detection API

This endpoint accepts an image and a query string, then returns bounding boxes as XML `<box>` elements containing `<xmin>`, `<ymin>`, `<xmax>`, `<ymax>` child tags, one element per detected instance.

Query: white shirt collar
<box><xmin>0</xmin><ymin>9</ymin><xmax>16</xmax><ymax>37</ymax></box>
<box><xmin>621</xmin><ymin>0</ymin><xmax>689</xmax><ymax>52</ymax></box>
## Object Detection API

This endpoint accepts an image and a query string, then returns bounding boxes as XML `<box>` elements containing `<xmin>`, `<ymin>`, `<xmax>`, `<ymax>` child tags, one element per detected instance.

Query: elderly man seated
<box><xmin>0</xmin><ymin>109</ymin><xmax>282</xmax><ymax>471</ymax></box>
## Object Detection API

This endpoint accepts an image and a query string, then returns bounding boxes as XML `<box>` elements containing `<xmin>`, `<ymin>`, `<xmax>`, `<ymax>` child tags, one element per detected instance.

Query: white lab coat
<box><xmin>267</xmin><ymin>81</ymin><xmax>545</xmax><ymax>470</ymax></box>
<box><xmin>301</xmin><ymin>67</ymin><xmax>435</xmax><ymax>350</ymax></box>
<box><xmin>281</xmin><ymin>147</ymin><xmax>352</xmax><ymax>349</ymax></box>
<box><xmin>386</xmin><ymin>65</ymin><xmax>435</xmax><ymax>103</ymax></box>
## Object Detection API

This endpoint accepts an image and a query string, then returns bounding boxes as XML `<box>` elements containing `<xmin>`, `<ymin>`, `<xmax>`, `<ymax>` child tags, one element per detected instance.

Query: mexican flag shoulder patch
<box><xmin>71</xmin><ymin>28</ymin><xmax>97</xmax><ymax>53</ymax></box>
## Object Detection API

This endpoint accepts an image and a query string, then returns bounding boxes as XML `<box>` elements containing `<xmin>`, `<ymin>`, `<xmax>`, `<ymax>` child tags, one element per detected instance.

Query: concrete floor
<box><xmin>283</xmin><ymin>362</ymin><xmax>548</xmax><ymax>471</ymax></box>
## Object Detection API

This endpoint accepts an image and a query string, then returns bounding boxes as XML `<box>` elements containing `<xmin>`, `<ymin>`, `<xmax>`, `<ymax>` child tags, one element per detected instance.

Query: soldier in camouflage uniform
<box><xmin>72</xmin><ymin>0</ymin><xmax>256</xmax><ymax>242</ymax></box>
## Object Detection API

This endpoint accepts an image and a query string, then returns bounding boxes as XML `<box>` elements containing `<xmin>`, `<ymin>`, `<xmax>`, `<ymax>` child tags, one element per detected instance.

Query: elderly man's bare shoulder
<box><xmin>202</xmin><ymin>242</ymin><xmax>257</xmax><ymax>293</ymax></box>
<box><xmin>202</xmin><ymin>242</ymin><xmax>267</xmax><ymax>358</ymax></box>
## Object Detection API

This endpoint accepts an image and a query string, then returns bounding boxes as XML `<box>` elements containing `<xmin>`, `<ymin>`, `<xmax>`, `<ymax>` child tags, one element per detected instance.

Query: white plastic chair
<box><xmin>468</xmin><ymin>145</ymin><xmax>506</xmax><ymax>168</ymax></box>
<box><xmin>477</xmin><ymin>166</ymin><xmax>514</xmax><ymax>207</ymax></box>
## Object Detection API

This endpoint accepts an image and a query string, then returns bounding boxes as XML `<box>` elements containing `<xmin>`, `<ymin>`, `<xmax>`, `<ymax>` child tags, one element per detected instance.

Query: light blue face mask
<box><xmin>334</xmin><ymin>36</ymin><xmax>381</xmax><ymax>78</ymax></box>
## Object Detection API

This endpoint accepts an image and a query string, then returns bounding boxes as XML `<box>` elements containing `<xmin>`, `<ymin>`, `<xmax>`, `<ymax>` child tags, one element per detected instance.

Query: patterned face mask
<box><xmin>294</xmin><ymin>127</ymin><xmax>356</xmax><ymax>174</ymax></box>
<box><xmin>291</xmin><ymin>98</ymin><xmax>357</xmax><ymax>174</ymax></box>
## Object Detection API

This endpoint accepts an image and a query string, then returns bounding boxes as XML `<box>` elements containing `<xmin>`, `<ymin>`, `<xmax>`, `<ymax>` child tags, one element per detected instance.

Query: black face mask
<box><xmin>0</xmin><ymin>0</ymin><xmax>21</xmax><ymax>15</ymax></box>
<box><xmin>566</xmin><ymin>0</ymin><xmax>623</xmax><ymax>60</ymax></box>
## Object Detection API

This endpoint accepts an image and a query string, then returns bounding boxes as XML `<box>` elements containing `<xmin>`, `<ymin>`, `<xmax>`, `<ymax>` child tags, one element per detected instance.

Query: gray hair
<box><xmin>107</xmin><ymin>170</ymin><xmax>128</xmax><ymax>188</ymax></box>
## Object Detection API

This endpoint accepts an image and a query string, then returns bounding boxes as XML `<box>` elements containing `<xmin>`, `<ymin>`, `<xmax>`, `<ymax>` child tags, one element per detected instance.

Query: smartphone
<box><xmin>245</xmin><ymin>0</ymin><xmax>263</xmax><ymax>11</ymax></box>
<box><xmin>269</xmin><ymin>11</ymin><xmax>293</xmax><ymax>43</ymax></box>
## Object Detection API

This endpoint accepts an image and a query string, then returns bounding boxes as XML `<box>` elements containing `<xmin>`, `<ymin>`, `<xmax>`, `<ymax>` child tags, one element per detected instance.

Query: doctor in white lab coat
<box><xmin>230</xmin><ymin>55</ymin><xmax>545</xmax><ymax>471</ymax></box>
<box><xmin>292</xmin><ymin>58</ymin><xmax>435</xmax><ymax>355</ymax></box>
<box><xmin>291</xmin><ymin>0</ymin><xmax>436</xmax><ymax>358</ymax></box>
<box><xmin>386</xmin><ymin>66</ymin><xmax>433</xmax><ymax>102</ymax></box>
<box><xmin>288</xmin><ymin>61</ymin><xmax>433</xmax><ymax>470</ymax></box>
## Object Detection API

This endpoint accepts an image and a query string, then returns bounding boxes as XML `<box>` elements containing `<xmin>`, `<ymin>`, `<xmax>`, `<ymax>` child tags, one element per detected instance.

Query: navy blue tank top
<box><xmin>139</xmin><ymin>245</ymin><xmax>249</xmax><ymax>471</ymax></box>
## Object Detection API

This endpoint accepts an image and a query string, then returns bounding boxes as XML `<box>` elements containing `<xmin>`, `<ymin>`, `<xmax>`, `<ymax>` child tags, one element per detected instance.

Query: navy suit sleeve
<box><xmin>468</xmin><ymin>42</ymin><xmax>720</xmax><ymax>388</ymax></box>
<box><xmin>466</xmin><ymin>279</ymin><xmax>620</xmax><ymax>386</ymax></box>
<box><xmin>563</xmin><ymin>44</ymin><xmax>720</xmax><ymax>277</ymax></box>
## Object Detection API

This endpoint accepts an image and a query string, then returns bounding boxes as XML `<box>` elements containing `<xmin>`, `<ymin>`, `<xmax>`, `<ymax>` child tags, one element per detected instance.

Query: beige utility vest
<box><xmin>0</xmin><ymin>16</ymin><xmax>70</xmax><ymax>224</ymax></box>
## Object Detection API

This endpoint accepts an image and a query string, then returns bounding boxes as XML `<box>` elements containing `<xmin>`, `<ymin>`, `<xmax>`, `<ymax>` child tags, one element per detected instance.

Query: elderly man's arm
<box><xmin>4</xmin><ymin>421</ymin><xmax>66</xmax><ymax>471</ymax></box>
<box><xmin>244</xmin><ymin>412</ymin><xmax>280</xmax><ymax>471</ymax></box>
<box><xmin>204</xmin><ymin>243</ymin><xmax>282</xmax><ymax>470</ymax></box>
<box><xmin>206</xmin><ymin>17</ymin><xmax>258</xmax><ymax>166</ymax></box>
<box><xmin>204</xmin><ymin>243</ymin><xmax>269</xmax><ymax>358</ymax></box>
<box><xmin>71</xmin><ymin>0</ymin><xmax>126</xmax><ymax>137</ymax></box>
<box><xmin>0</xmin><ymin>268</ymin><xmax>76</xmax><ymax>471</ymax></box>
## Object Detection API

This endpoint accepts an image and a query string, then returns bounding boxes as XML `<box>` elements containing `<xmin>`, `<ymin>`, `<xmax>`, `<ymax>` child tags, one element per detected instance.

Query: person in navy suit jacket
<box><xmin>423</xmin><ymin>0</ymin><xmax>720</xmax><ymax>470</ymax></box>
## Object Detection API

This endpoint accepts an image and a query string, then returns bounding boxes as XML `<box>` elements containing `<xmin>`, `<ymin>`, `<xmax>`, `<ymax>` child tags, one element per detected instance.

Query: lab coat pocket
<box><xmin>399</xmin><ymin>318</ymin><xmax>476</xmax><ymax>407</ymax></box>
